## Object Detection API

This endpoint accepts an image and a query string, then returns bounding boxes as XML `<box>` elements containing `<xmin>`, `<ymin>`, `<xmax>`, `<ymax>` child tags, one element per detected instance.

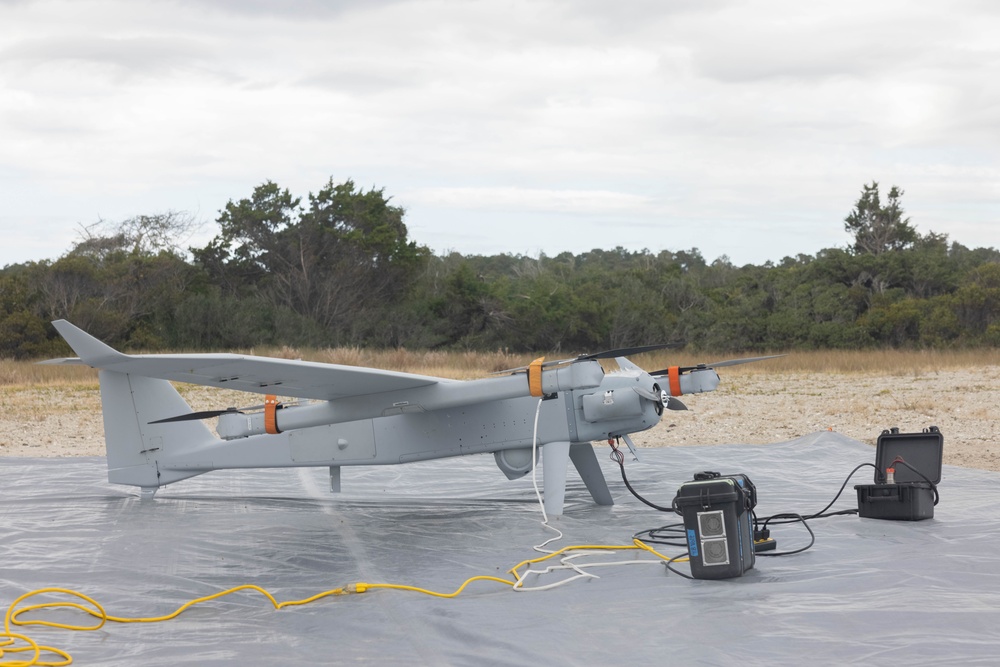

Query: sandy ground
<box><xmin>2</xmin><ymin>368</ymin><xmax>998</xmax><ymax>472</ymax></box>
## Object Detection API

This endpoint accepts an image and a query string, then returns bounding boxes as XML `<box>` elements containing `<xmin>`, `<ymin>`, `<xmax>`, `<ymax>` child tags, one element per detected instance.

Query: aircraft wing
<box><xmin>44</xmin><ymin>320</ymin><xmax>444</xmax><ymax>402</ymax></box>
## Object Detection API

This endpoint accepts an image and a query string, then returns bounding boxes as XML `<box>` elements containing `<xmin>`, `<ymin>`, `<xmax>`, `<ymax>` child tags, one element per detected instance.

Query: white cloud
<box><xmin>407</xmin><ymin>186</ymin><xmax>656</xmax><ymax>215</ymax></box>
<box><xmin>0</xmin><ymin>0</ymin><xmax>998</xmax><ymax>268</ymax></box>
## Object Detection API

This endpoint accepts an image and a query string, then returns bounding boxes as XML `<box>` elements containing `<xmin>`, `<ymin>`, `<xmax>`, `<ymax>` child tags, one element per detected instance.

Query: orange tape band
<box><xmin>528</xmin><ymin>357</ymin><xmax>545</xmax><ymax>397</ymax></box>
<box><xmin>264</xmin><ymin>394</ymin><xmax>281</xmax><ymax>434</ymax></box>
<box><xmin>668</xmin><ymin>366</ymin><xmax>682</xmax><ymax>396</ymax></box>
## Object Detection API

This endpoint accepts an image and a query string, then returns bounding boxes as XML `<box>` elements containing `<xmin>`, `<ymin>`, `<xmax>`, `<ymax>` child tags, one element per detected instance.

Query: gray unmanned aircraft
<box><xmin>44</xmin><ymin>320</ymin><xmax>777</xmax><ymax>515</ymax></box>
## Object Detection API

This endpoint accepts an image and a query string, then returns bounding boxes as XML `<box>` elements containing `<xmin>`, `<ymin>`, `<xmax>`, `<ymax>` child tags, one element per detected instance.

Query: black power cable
<box><xmin>608</xmin><ymin>438</ymin><xmax>677</xmax><ymax>513</ymax></box>
<box><xmin>754</xmin><ymin>513</ymin><xmax>815</xmax><ymax>557</ymax></box>
<box><xmin>663</xmin><ymin>552</ymin><xmax>696</xmax><ymax>580</ymax></box>
<box><xmin>632</xmin><ymin>523</ymin><xmax>687</xmax><ymax>548</ymax></box>
<box><xmin>758</xmin><ymin>462</ymin><xmax>876</xmax><ymax>528</ymax></box>
<box><xmin>890</xmin><ymin>458</ymin><xmax>940</xmax><ymax>505</ymax></box>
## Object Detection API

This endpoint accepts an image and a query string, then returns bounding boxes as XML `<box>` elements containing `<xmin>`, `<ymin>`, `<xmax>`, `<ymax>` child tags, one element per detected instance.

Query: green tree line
<box><xmin>2</xmin><ymin>179</ymin><xmax>998</xmax><ymax>359</ymax></box>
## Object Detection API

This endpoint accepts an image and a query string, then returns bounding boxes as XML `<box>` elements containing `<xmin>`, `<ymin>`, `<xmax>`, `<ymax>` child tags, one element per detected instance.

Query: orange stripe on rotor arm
<box><xmin>668</xmin><ymin>366</ymin><xmax>682</xmax><ymax>396</ymax></box>
<box><xmin>528</xmin><ymin>357</ymin><xmax>545</xmax><ymax>397</ymax></box>
<box><xmin>264</xmin><ymin>395</ymin><xmax>281</xmax><ymax>434</ymax></box>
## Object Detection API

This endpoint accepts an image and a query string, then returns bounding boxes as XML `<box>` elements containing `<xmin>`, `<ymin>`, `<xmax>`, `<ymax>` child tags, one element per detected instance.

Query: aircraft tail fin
<box><xmin>45</xmin><ymin>320</ymin><xmax>218</xmax><ymax>490</ymax></box>
<box><xmin>98</xmin><ymin>370</ymin><xmax>218</xmax><ymax>489</ymax></box>
<box><xmin>50</xmin><ymin>319</ymin><xmax>129</xmax><ymax>367</ymax></box>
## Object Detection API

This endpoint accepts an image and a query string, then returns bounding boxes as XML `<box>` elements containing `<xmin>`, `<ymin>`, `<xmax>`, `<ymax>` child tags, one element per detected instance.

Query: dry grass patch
<box><xmin>5</xmin><ymin>347</ymin><xmax>999</xmax><ymax>388</ymax></box>
<box><xmin>0</xmin><ymin>358</ymin><xmax>97</xmax><ymax>386</ymax></box>
<box><xmin>692</xmin><ymin>348</ymin><xmax>1000</xmax><ymax>375</ymax></box>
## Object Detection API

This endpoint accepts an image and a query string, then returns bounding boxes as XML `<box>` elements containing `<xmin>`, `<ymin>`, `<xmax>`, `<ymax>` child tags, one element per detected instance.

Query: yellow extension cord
<box><xmin>1</xmin><ymin>539</ymin><xmax>678</xmax><ymax>667</ymax></box>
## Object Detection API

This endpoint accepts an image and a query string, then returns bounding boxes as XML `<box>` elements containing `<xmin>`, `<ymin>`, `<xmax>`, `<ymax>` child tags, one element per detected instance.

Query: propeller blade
<box><xmin>494</xmin><ymin>342</ymin><xmax>685</xmax><ymax>375</ymax></box>
<box><xmin>492</xmin><ymin>358</ymin><xmax>569</xmax><ymax>374</ymax></box>
<box><xmin>685</xmin><ymin>354</ymin><xmax>786</xmax><ymax>371</ymax></box>
<box><xmin>650</xmin><ymin>354</ymin><xmax>785</xmax><ymax>376</ymax></box>
<box><xmin>632</xmin><ymin>384</ymin><xmax>687</xmax><ymax>414</ymax></box>
<box><xmin>632</xmin><ymin>386</ymin><xmax>661</xmax><ymax>402</ymax></box>
<box><xmin>665</xmin><ymin>396</ymin><xmax>688</xmax><ymax>411</ymax></box>
<box><xmin>575</xmin><ymin>342</ymin><xmax>686</xmax><ymax>362</ymax></box>
<box><xmin>148</xmin><ymin>400</ymin><xmax>303</xmax><ymax>425</ymax></box>
<box><xmin>150</xmin><ymin>407</ymin><xmax>244</xmax><ymax>424</ymax></box>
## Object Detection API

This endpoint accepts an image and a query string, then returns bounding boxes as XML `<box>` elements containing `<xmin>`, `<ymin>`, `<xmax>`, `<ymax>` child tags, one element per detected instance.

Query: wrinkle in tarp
<box><xmin>2</xmin><ymin>432</ymin><xmax>1000</xmax><ymax>665</ymax></box>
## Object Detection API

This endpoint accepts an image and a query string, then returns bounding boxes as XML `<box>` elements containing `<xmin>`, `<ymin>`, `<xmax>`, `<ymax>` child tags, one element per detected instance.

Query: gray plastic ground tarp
<box><xmin>3</xmin><ymin>432</ymin><xmax>1000</xmax><ymax>665</ymax></box>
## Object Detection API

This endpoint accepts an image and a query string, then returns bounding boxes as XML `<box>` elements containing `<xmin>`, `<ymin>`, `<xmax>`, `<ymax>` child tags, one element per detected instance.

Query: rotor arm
<box><xmin>657</xmin><ymin>367</ymin><xmax>721</xmax><ymax>396</ymax></box>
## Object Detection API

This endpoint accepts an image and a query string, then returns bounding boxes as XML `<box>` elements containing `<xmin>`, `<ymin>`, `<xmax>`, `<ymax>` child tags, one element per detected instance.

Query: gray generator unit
<box><xmin>674</xmin><ymin>472</ymin><xmax>757</xmax><ymax>580</ymax></box>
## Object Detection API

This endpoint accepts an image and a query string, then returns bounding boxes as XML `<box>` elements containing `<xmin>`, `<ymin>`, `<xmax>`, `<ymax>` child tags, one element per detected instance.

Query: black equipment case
<box><xmin>854</xmin><ymin>427</ymin><xmax>942</xmax><ymax>521</ymax></box>
<box><xmin>673</xmin><ymin>472</ymin><xmax>757</xmax><ymax>579</ymax></box>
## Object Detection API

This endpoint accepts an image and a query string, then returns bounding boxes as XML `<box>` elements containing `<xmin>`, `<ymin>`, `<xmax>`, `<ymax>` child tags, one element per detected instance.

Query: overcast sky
<box><xmin>1</xmin><ymin>0</ymin><xmax>997</xmax><ymax>268</ymax></box>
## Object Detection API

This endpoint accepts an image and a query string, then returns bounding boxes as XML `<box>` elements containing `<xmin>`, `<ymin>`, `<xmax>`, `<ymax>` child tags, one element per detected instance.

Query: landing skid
<box><xmin>542</xmin><ymin>442</ymin><xmax>614</xmax><ymax>516</ymax></box>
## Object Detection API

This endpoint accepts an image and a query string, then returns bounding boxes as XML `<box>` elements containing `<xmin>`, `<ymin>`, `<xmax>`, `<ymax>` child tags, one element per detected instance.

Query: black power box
<box><xmin>854</xmin><ymin>426</ymin><xmax>942</xmax><ymax>521</ymax></box>
<box><xmin>673</xmin><ymin>472</ymin><xmax>757</xmax><ymax>579</ymax></box>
